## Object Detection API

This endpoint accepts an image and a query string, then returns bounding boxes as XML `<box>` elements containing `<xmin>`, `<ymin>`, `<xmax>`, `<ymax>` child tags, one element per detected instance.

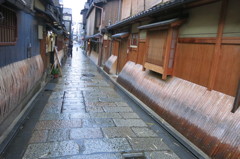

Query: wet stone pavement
<box><xmin>2</xmin><ymin>45</ymin><xmax>187</xmax><ymax>159</ymax></box>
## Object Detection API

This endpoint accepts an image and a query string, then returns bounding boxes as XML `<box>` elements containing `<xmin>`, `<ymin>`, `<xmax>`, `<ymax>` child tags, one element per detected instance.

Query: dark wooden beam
<box><xmin>178</xmin><ymin>37</ymin><xmax>216</xmax><ymax>44</ymax></box>
<box><xmin>186</xmin><ymin>0</ymin><xmax>220</xmax><ymax>9</ymax></box>
<box><xmin>208</xmin><ymin>0</ymin><xmax>228</xmax><ymax>91</ymax></box>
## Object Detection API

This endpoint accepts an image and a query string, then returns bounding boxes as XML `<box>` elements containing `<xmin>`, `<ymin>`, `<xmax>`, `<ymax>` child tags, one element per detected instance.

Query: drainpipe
<box><xmin>92</xmin><ymin>3</ymin><xmax>104</xmax><ymax>66</ymax></box>
<box><xmin>118</xmin><ymin>0</ymin><xmax>121</xmax><ymax>21</ymax></box>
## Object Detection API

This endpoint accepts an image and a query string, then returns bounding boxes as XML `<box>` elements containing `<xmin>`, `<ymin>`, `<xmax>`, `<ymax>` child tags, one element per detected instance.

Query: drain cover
<box><xmin>82</xmin><ymin>73</ymin><xmax>95</xmax><ymax>77</ymax></box>
<box><xmin>123</xmin><ymin>153</ymin><xmax>146</xmax><ymax>159</ymax></box>
<box><xmin>44</xmin><ymin>83</ymin><xmax>56</xmax><ymax>91</ymax></box>
<box><xmin>124</xmin><ymin>157</ymin><xmax>145</xmax><ymax>159</ymax></box>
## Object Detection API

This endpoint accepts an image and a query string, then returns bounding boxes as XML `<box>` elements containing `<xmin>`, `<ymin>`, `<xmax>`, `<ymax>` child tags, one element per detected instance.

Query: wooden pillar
<box><xmin>162</xmin><ymin>28</ymin><xmax>173</xmax><ymax>79</ymax></box>
<box><xmin>208</xmin><ymin>0</ymin><xmax>228</xmax><ymax>90</ymax></box>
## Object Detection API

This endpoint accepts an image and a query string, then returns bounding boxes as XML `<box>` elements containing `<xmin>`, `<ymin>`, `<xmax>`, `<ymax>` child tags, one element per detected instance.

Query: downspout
<box><xmin>92</xmin><ymin>3</ymin><xmax>104</xmax><ymax>66</ymax></box>
<box><xmin>118</xmin><ymin>0</ymin><xmax>121</xmax><ymax>21</ymax></box>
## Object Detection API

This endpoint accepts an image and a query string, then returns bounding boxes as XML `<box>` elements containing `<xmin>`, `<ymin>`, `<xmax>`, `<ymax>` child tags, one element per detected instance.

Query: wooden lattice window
<box><xmin>0</xmin><ymin>5</ymin><xmax>17</xmax><ymax>45</ymax></box>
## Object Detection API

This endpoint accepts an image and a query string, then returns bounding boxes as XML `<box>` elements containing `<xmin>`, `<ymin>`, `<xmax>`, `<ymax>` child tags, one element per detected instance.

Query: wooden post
<box><xmin>162</xmin><ymin>28</ymin><xmax>173</xmax><ymax>79</ymax></box>
<box><xmin>142</xmin><ymin>31</ymin><xmax>149</xmax><ymax>71</ymax></box>
<box><xmin>54</xmin><ymin>47</ymin><xmax>63</xmax><ymax>77</ymax></box>
<box><xmin>207</xmin><ymin>0</ymin><xmax>228</xmax><ymax>90</ymax></box>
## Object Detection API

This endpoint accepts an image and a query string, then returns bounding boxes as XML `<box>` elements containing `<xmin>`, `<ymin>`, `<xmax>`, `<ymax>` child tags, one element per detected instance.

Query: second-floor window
<box><xmin>130</xmin><ymin>33</ymin><xmax>138</xmax><ymax>48</ymax></box>
<box><xmin>0</xmin><ymin>5</ymin><xmax>17</xmax><ymax>45</ymax></box>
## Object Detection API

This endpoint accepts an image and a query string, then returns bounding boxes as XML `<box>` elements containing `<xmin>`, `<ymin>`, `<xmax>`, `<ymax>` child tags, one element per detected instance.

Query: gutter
<box><xmin>5</xmin><ymin>0</ymin><xmax>32</xmax><ymax>13</ymax></box>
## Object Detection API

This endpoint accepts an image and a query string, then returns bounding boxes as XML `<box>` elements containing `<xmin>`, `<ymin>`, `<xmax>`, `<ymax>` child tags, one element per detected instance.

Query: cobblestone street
<box><xmin>1</xmin><ymin>45</ymin><xmax>196</xmax><ymax>159</ymax></box>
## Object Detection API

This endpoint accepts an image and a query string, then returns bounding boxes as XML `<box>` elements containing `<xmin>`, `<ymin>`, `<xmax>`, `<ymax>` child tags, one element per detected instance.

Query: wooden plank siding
<box><xmin>173</xmin><ymin>43</ymin><xmax>215</xmax><ymax>88</ymax></box>
<box><xmin>102</xmin><ymin>0</ymin><xmax>119</xmax><ymax>27</ymax></box>
<box><xmin>121</xmin><ymin>0</ymin><xmax>131</xmax><ymax>20</ymax></box>
<box><xmin>131</xmin><ymin>0</ymin><xmax>145</xmax><ymax>15</ymax></box>
<box><xmin>213</xmin><ymin>44</ymin><xmax>240</xmax><ymax>96</ymax></box>
<box><xmin>173</xmin><ymin>0</ymin><xmax>240</xmax><ymax>96</ymax></box>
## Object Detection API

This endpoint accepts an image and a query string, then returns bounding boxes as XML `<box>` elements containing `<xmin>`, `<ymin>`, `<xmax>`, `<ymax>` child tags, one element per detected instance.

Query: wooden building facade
<box><xmin>82</xmin><ymin>0</ymin><xmax>240</xmax><ymax>158</ymax></box>
<box><xmin>0</xmin><ymin>0</ymin><xmax>67</xmax><ymax>150</ymax></box>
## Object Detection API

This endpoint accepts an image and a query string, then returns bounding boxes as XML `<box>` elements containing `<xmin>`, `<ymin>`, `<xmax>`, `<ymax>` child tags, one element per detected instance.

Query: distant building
<box><xmin>62</xmin><ymin>8</ymin><xmax>73</xmax><ymax>39</ymax></box>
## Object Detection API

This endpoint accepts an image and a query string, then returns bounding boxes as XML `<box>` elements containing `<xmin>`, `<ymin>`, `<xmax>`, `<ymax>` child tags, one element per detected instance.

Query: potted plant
<box><xmin>51</xmin><ymin>67</ymin><xmax>59</xmax><ymax>78</ymax></box>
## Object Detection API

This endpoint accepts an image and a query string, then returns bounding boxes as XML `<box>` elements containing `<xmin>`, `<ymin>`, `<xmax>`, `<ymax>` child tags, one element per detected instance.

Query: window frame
<box><xmin>0</xmin><ymin>5</ymin><xmax>18</xmax><ymax>46</ymax></box>
<box><xmin>130</xmin><ymin>33</ymin><xmax>138</xmax><ymax>48</ymax></box>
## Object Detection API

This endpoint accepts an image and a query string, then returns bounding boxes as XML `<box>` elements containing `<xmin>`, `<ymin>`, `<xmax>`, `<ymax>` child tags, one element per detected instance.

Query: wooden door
<box><xmin>117</xmin><ymin>39</ymin><xmax>128</xmax><ymax>73</ymax></box>
<box><xmin>102</xmin><ymin>40</ymin><xmax>110</xmax><ymax>65</ymax></box>
<box><xmin>137</xmin><ymin>40</ymin><xmax>146</xmax><ymax>65</ymax></box>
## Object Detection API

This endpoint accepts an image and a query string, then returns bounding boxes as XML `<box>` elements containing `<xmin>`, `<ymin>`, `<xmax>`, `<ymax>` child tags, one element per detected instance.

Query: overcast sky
<box><xmin>62</xmin><ymin>0</ymin><xmax>87</xmax><ymax>22</ymax></box>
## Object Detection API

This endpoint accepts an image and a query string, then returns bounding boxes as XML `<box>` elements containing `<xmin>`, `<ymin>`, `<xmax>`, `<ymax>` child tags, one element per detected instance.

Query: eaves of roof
<box><xmin>85</xmin><ymin>33</ymin><xmax>102</xmax><ymax>40</ymax></box>
<box><xmin>5</xmin><ymin>0</ymin><xmax>32</xmax><ymax>13</ymax></box>
<box><xmin>107</xmin><ymin>0</ymin><xmax>198</xmax><ymax>30</ymax></box>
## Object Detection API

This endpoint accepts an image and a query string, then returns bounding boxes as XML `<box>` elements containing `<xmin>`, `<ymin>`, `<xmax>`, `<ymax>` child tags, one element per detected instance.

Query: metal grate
<box><xmin>82</xmin><ymin>73</ymin><xmax>95</xmax><ymax>77</ymax></box>
<box><xmin>123</xmin><ymin>153</ymin><xmax>146</xmax><ymax>159</ymax></box>
<box><xmin>124</xmin><ymin>157</ymin><xmax>146</xmax><ymax>159</ymax></box>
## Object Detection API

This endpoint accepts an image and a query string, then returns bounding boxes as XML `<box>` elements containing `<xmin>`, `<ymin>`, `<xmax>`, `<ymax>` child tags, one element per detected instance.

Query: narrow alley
<box><xmin>1</xmin><ymin>45</ymin><xmax>198</xmax><ymax>159</ymax></box>
<box><xmin>1</xmin><ymin>0</ymin><xmax>240</xmax><ymax>158</ymax></box>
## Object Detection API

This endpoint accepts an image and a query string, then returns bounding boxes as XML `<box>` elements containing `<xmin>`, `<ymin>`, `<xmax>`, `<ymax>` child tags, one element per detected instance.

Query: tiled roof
<box><xmin>107</xmin><ymin>0</ymin><xmax>198</xmax><ymax>30</ymax></box>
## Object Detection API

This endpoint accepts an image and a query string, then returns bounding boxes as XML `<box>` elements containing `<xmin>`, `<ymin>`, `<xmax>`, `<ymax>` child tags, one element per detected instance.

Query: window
<box><xmin>0</xmin><ymin>5</ymin><xmax>17</xmax><ymax>45</ymax></box>
<box><xmin>130</xmin><ymin>33</ymin><xmax>138</xmax><ymax>47</ymax></box>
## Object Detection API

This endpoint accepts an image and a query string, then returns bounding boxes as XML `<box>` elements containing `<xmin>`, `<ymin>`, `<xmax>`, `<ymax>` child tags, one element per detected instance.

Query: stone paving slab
<box><xmin>103</xmin><ymin>106</ymin><xmax>133</xmax><ymax>113</ymax></box>
<box><xmin>132</xmin><ymin>127</ymin><xmax>159</xmax><ymax>137</ymax></box>
<box><xmin>70</xmin><ymin>112</ymin><xmax>91</xmax><ymax>119</ymax></box>
<box><xmin>89</xmin><ymin>112</ymin><xmax>122</xmax><ymax>119</ymax></box>
<box><xmin>29</xmin><ymin>130</ymin><xmax>48</xmax><ymax>143</ymax></box>
<box><xmin>145</xmin><ymin>151</ymin><xmax>180</xmax><ymax>159</ymax></box>
<box><xmin>113</xmin><ymin>119</ymin><xmax>148</xmax><ymax>127</ymax></box>
<box><xmin>39</xmin><ymin>113</ymin><xmax>70</xmax><ymax>121</ymax></box>
<box><xmin>102</xmin><ymin>127</ymin><xmax>136</xmax><ymax>138</ymax></box>
<box><xmin>83</xmin><ymin>138</ymin><xmax>132</xmax><ymax>154</ymax></box>
<box><xmin>86</xmin><ymin>102</ymin><xmax>117</xmax><ymax>107</ymax></box>
<box><xmin>57</xmin><ymin>153</ymin><xmax>122</xmax><ymax>159</ymax></box>
<box><xmin>128</xmin><ymin>138</ymin><xmax>170</xmax><ymax>151</ymax></box>
<box><xmin>48</xmin><ymin>129</ymin><xmax>70</xmax><ymax>142</ymax></box>
<box><xmin>82</xmin><ymin>118</ymin><xmax>115</xmax><ymax>128</ymax></box>
<box><xmin>70</xmin><ymin>128</ymin><xmax>103</xmax><ymax>139</ymax></box>
<box><xmin>22</xmin><ymin>141</ymin><xmax>79</xmax><ymax>159</ymax></box>
<box><xmin>120</xmin><ymin>112</ymin><xmax>140</xmax><ymax>119</ymax></box>
<box><xmin>35</xmin><ymin>120</ymin><xmax>82</xmax><ymax>130</ymax></box>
